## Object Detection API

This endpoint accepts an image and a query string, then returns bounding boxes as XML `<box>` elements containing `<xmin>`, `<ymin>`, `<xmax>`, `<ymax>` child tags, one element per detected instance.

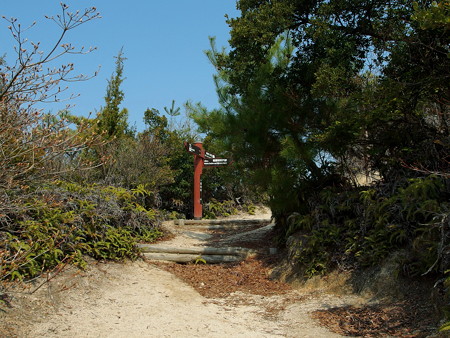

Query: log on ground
<box><xmin>174</xmin><ymin>219</ymin><xmax>272</xmax><ymax>227</ymax></box>
<box><xmin>137</xmin><ymin>244</ymin><xmax>257</xmax><ymax>256</ymax></box>
<box><xmin>143</xmin><ymin>252</ymin><xmax>242</xmax><ymax>263</ymax></box>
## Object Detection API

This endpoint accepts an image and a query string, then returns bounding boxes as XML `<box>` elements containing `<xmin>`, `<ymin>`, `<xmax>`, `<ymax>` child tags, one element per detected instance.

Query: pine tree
<box><xmin>97</xmin><ymin>48</ymin><xmax>129</xmax><ymax>139</ymax></box>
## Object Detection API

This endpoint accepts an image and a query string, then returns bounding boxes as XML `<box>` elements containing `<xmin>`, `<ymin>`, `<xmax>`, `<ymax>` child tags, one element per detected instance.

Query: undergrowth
<box><xmin>284</xmin><ymin>174</ymin><xmax>450</xmax><ymax>328</ymax></box>
<box><xmin>0</xmin><ymin>180</ymin><xmax>163</xmax><ymax>282</ymax></box>
<box><xmin>203</xmin><ymin>198</ymin><xmax>256</xmax><ymax>219</ymax></box>
<box><xmin>285</xmin><ymin>175</ymin><xmax>449</xmax><ymax>279</ymax></box>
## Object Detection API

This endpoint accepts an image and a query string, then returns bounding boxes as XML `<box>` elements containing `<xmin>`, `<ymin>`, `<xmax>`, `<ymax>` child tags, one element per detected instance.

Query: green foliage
<box><xmin>193</xmin><ymin>36</ymin><xmax>312</xmax><ymax>216</ymax></box>
<box><xmin>203</xmin><ymin>199</ymin><xmax>239</xmax><ymax>219</ymax></box>
<box><xmin>97</xmin><ymin>49</ymin><xmax>130</xmax><ymax>139</ymax></box>
<box><xmin>202</xmin><ymin>0</ymin><xmax>449</xmax><ymax>228</ymax></box>
<box><xmin>194</xmin><ymin>257</ymin><xmax>207</xmax><ymax>264</ymax></box>
<box><xmin>412</xmin><ymin>1</ymin><xmax>450</xmax><ymax>31</ymax></box>
<box><xmin>100</xmin><ymin>135</ymin><xmax>174</xmax><ymax>192</ymax></box>
<box><xmin>440</xmin><ymin>322</ymin><xmax>450</xmax><ymax>332</ymax></box>
<box><xmin>202</xmin><ymin>198</ymin><xmax>258</xmax><ymax>219</ymax></box>
<box><xmin>285</xmin><ymin>175</ymin><xmax>449</xmax><ymax>278</ymax></box>
<box><xmin>0</xmin><ymin>181</ymin><xmax>163</xmax><ymax>281</ymax></box>
<box><xmin>244</xmin><ymin>203</ymin><xmax>256</xmax><ymax>215</ymax></box>
<box><xmin>164</xmin><ymin>100</ymin><xmax>181</xmax><ymax>118</ymax></box>
<box><xmin>143</xmin><ymin>108</ymin><xmax>169</xmax><ymax>140</ymax></box>
<box><xmin>195</xmin><ymin>5</ymin><xmax>448</xmax><ymax>314</ymax></box>
<box><xmin>88</xmin><ymin>226</ymin><xmax>137</xmax><ymax>261</ymax></box>
<box><xmin>153</xmin><ymin>109</ymin><xmax>197</xmax><ymax>217</ymax></box>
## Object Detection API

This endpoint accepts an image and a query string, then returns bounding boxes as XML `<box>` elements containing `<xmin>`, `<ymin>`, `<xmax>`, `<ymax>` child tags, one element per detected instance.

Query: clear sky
<box><xmin>1</xmin><ymin>1</ymin><xmax>239</xmax><ymax>131</ymax></box>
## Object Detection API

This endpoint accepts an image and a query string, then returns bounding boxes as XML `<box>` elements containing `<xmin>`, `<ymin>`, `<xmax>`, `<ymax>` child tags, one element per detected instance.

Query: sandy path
<box><xmin>4</xmin><ymin>209</ymin><xmax>361</xmax><ymax>337</ymax></box>
<box><xmin>26</xmin><ymin>262</ymin><xmax>287</xmax><ymax>337</ymax></box>
<box><xmin>22</xmin><ymin>260</ymin><xmax>352</xmax><ymax>338</ymax></box>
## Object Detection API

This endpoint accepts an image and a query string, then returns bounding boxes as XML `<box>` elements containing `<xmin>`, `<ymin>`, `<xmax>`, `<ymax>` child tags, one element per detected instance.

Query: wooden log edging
<box><xmin>174</xmin><ymin>218</ymin><xmax>272</xmax><ymax>226</ymax></box>
<box><xmin>184</xmin><ymin>224</ymin><xmax>272</xmax><ymax>231</ymax></box>
<box><xmin>137</xmin><ymin>244</ymin><xmax>258</xmax><ymax>256</ymax></box>
<box><xmin>143</xmin><ymin>252</ymin><xmax>242</xmax><ymax>264</ymax></box>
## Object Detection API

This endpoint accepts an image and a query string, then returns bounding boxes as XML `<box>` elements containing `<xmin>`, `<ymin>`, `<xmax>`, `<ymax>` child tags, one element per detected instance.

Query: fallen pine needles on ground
<box><xmin>152</xmin><ymin>256</ymin><xmax>290</xmax><ymax>298</ymax></box>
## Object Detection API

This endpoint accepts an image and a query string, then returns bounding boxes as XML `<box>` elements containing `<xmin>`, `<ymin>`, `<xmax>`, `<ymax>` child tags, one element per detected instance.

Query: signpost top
<box><xmin>184</xmin><ymin>142</ymin><xmax>226</xmax><ymax>163</ymax></box>
<box><xmin>185</xmin><ymin>142</ymin><xmax>201</xmax><ymax>156</ymax></box>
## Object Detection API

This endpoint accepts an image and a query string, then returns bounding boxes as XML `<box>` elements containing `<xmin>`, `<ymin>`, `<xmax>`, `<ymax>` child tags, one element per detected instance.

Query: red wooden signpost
<box><xmin>184</xmin><ymin>141</ymin><xmax>230</xmax><ymax>220</ymax></box>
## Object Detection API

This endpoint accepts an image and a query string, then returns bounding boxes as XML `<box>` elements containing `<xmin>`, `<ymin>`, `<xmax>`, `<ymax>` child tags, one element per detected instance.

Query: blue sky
<box><xmin>1</xmin><ymin>1</ymin><xmax>239</xmax><ymax>131</ymax></box>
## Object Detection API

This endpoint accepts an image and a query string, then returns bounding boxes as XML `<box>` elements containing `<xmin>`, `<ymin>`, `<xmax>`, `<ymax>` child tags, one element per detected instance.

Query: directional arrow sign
<box><xmin>185</xmin><ymin>142</ymin><xmax>201</xmax><ymax>156</ymax></box>
<box><xmin>204</xmin><ymin>158</ymin><xmax>229</xmax><ymax>166</ymax></box>
<box><xmin>205</xmin><ymin>151</ymin><xmax>216</xmax><ymax>159</ymax></box>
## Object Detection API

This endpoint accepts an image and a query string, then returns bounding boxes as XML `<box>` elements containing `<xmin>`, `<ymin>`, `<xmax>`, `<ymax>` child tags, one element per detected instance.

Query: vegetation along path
<box><xmin>1</xmin><ymin>208</ymin><xmax>438</xmax><ymax>337</ymax></box>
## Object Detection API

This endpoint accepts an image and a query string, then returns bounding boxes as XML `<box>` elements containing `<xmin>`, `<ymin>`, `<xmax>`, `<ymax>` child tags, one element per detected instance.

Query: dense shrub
<box><xmin>0</xmin><ymin>180</ymin><xmax>163</xmax><ymax>281</ymax></box>
<box><xmin>203</xmin><ymin>198</ymin><xmax>257</xmax><ymax>219</ymax></box>
<box><xmin>286</xmin><ymin>175</ymin><xmax>449</xmax><ymax>278</ymax></box>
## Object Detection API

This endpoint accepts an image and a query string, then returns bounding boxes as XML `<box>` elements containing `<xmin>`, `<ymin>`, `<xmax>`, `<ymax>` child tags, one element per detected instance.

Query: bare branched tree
<box><xmin>0</xmin><ymin>3</ymin><xmax>100</xmax><ymax>105</ymax></box>
<box><xmin>0</xmin><ymin>3</ymin><xmax>104</xmax><ymax>188</ymax></box>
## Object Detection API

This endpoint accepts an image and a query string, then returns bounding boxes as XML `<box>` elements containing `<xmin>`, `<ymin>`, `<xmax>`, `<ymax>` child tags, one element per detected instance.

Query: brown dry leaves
<box><xmin>311</xmin><ymin>301</ymin><xmax>437</xmax><ymax>337</ymax></box>
<box><xmin>154</xmin><ymin>255</ymin><xmax>290</xmax><ymax>298</ymax></box>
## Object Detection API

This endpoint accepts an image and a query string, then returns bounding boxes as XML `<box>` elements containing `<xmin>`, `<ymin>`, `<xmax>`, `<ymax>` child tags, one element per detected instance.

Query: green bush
<box><xmin>202</xmin><ymin>199</ymin><xmax>259</xmax><ymax>219</ymax></box>
<box><xmin>0</xmin><ymin>180</ymin><xmax>163</xmax><ymax>281</ymax></box>
<box><xmin>286</xmin><ymin>175</ymin><xmax>449</xmax><ymax>278</ymax></box>
<box><xmin>203</xmin><ymin>199</ymin><xmax>239</xmax><ymax>219</ymax></box>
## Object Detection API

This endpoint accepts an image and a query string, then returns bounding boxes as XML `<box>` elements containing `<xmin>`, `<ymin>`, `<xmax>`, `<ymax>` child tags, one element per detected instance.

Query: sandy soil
<box><xmin>9</xmin><ymin>260</ymin><xmax>360</xmax><ymax>338</ymax></box>
<box><xmin>1</xmin><ymin>208</ymin><xmax>435</xmax><ymax>337</ymax></box>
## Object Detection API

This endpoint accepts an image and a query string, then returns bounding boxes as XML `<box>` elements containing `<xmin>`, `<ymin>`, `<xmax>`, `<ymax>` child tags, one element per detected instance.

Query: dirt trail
<box><xmin>14</xmin><ymin>261</ymin><xmax>359</xmax><ymax>338</ymax></box>
<box><xmin>2</xmin><ymin>209</ymin><xmax>366</xmax><ymax>337</ymax></box>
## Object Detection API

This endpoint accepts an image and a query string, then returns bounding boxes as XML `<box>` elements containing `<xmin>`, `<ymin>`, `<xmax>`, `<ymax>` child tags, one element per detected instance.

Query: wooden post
<box><xmin>184</xmin><ymin>141</ymin><xmax>230</xmax><ymax>220</ymax></box>
<box><xmin>193</xmin><ymin>142</ymin><xmax>204</xmax><ymax>220</ymax></box>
